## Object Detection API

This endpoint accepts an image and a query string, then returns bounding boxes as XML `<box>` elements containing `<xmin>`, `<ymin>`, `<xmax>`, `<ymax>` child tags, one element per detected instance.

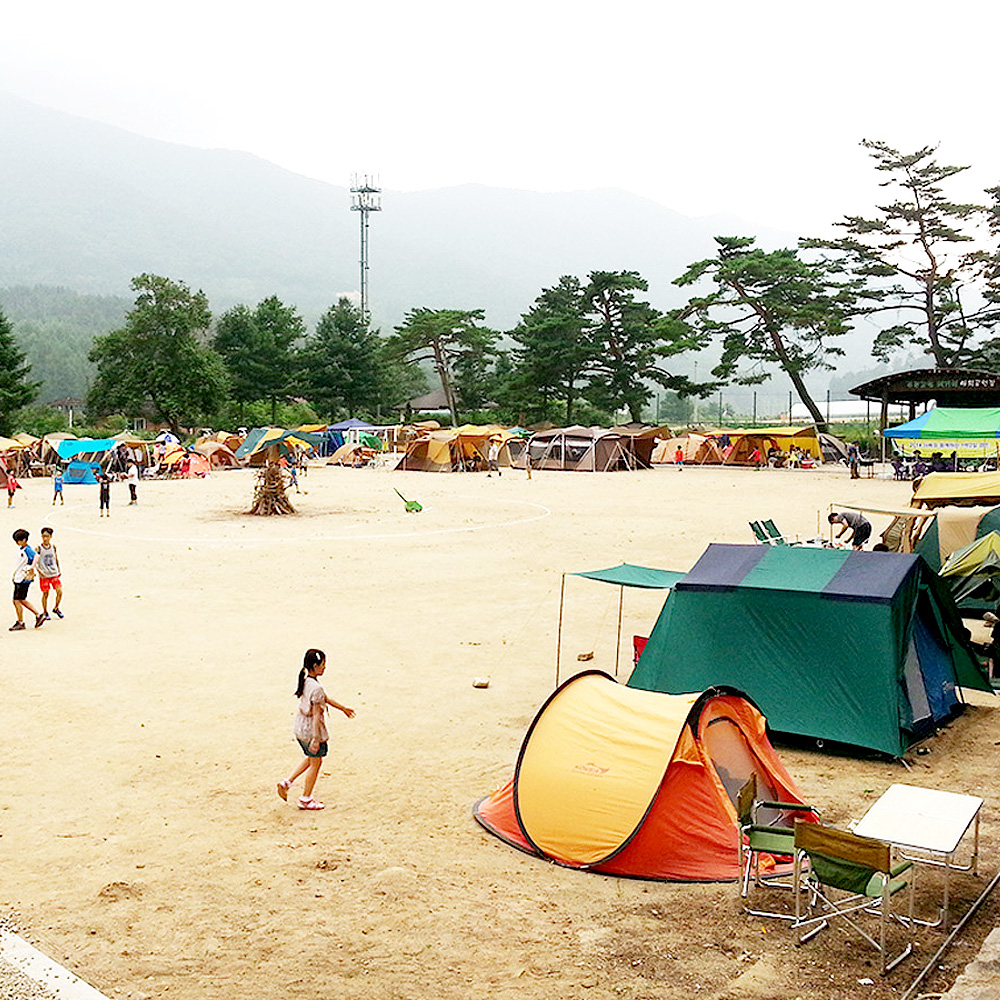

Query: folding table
<box><xmin>852</xmin><ymin>783</ymin><xmax>983</xmax><ymax>931</ymax></box>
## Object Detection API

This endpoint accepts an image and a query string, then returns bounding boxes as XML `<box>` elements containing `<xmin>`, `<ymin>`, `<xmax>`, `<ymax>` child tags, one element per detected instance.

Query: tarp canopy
<box><xmin>911</xmin><ymin>472</ymin><xmax>1000</xmax><ymax>508</ymax></box>
<box><xmin>474</xmin><ymin>671</ymin><xmax>810</xmax><ymax>881</ymax></box>
<box><xmin>235</xmin><ymin>427</ymin><xmax>324</xmax><ymax>460</ymax></box>
<box><xmin>573</xmin><ymin>564</ymin><xmax>687</xmax><ymax>590</ymax></box>
<box><xmin>886</xmin><ymin>407</ymin><xmax>1000</xmax><ymax>458</ymax></box>
<box><xmin>56</xmin><ymin>438</ymin><xmax>116</xmax><ymax>459</ymax></box>
<box><xmin>629</xmin><ymin>543</ymin><xmax>991</xmax><ymax>756</ymax></box>
<box><xmin>886</xmin><ymin>407</ymin><xmax>1000</xmax><ymax>439</ymax></box>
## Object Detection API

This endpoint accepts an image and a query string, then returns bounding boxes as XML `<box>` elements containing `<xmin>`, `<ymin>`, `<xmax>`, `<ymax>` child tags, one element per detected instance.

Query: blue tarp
<box><xmin>56</xmin><ymin>438</ymin><xmax>116</xmax><ymax>459</ymax></box>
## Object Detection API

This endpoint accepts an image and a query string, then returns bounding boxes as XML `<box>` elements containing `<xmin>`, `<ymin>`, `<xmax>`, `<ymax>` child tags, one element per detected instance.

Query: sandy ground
<box><xmin>1</xmin><ymin>461</ymin><xmax>998</xmax><ymax>1000</ymax></box>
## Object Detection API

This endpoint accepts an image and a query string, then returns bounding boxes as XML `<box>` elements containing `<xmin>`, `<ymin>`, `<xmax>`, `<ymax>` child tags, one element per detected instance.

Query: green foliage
<box><xmin>656</xmin><ymin>391</ymin><xmax>695</xmax><ymax>425</ymax></box>
<box><xmin>803</xmin><ymin>141</ymin><xmax>999</xmax><ymax>368</ymax></box>
<box><xmin>214</xmin><ymin>296</ymin><xmax>305</xmax><ymax>422</ymax></box>
<box><xmin>300</xmin><ymin>298</ymin><xmax>385</xmax><ymax>420</ymax></box>
<box><xmin>386</xmin><ymin>308</ymin><xmax>499</xmax><ymax>426</ymax></box>
<box><xmin>88</xmin><ymin>273</ymin><xmax>228</xmax><ymax>436</ymax></box>
<box><xmin>0</xmin><ymin>287</ymin><xmax>129</xmax><ymax>402</ymax></box>
<box><xmin>672</xmin><ymin>237</ymin><xmax>863</xmax><ymax>431</ymax></box>
<box><xmin>0</xmin><ymin>306</ymin><xmax>39</xmax><ymax>436</ymax></box>
<box><xmin>11</xmin><ymin>405</ymin><xmax>69</xmax><ymax>437</ymax></box>
<box><xmin>217</xmin><ymin>399</ymin><xmax>319</xmax><ymax>430</ymax></box>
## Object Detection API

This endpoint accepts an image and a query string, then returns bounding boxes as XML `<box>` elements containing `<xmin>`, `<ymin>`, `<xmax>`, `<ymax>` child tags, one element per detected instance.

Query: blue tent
<box><xmin>63</xmin><ymin>460</ymin><xmax>102</xmax><ymax>485</ymax></box>
<box><xmin>56</xmin><ymin>438</ymin><xmax>116</xmax><ymax>460</ymax></box>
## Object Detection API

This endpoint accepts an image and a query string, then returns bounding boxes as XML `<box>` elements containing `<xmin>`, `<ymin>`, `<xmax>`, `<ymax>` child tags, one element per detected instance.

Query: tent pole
<box><xmin>615</xmin><ymin>585</ymin><xmax>624</xmax><ymax>676</ymax></box>
<box><xmin>556</xmin><ymin>573</ymin><xmax>566</xmax><ymax>688</ymax></box>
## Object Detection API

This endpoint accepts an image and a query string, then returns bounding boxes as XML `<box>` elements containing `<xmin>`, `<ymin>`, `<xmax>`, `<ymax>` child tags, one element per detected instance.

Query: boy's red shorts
<box><xmin>39</xmin><ymin>576</ymin><xmax>61</xmax><ymax>592</ymax></box>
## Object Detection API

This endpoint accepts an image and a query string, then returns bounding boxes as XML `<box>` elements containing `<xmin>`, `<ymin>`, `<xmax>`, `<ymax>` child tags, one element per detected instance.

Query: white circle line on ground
<box><xmin>56</xmin><ymin>496</ymin><xmax>553</xmax><ymax>545</ymax></box>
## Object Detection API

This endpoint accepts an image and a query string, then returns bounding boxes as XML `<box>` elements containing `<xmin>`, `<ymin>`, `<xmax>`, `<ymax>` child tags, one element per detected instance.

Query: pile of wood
<box><xmin>248</xmin><ymin>463</ymin><xmax>295</xmax><ymax>515</ymax></box>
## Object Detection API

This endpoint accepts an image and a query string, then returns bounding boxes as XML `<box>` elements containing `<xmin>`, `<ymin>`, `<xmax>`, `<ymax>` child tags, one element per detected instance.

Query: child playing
<box><xmin>277</xmin><ymin>648</ymin><xmax>355</xmax><ymax>810</ymax></box>
<box><xmin>98</xmin><ymin>471</ymin><xmax>111</xmax><ymax>516</ymax></box>
<box><xmin>6</xmin><ymin>473</ymin><xmax>20</xmax><ymax>508</ymax></box>
<box><xmin>36</xmin><ymin>526</ymin><xmax>64</xmax><ymax>619</ymax></box>
<box><xmin>53</xmin><ymin>469</ymin><xmax>64</xmax><ymax>505</ymax></box>
<box><xmin>10</xmin><ymin>529</ymin><xmax>44</xmax><ymax>630</ymax></box>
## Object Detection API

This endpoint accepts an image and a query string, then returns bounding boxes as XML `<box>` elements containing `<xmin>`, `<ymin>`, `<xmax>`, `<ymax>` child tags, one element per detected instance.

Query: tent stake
<box><xmin>615</xmin><ymin>585</ymin><xmax>624</xmax><ymax>676</ymax></box>
<box><xmin>556</xmin><ymin>573</ymin><xmax>566</xmax><ymax>688</ymax></box>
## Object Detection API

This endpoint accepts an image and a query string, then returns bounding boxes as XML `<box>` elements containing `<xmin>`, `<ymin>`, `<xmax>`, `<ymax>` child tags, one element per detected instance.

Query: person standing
<box><xmin>6</xmin><ymin>473</ymin><xmax>19</xmax><ymax>508</ymax></box>
<box><xmin>52</xmin><ymin>469</ymin><xmax>64</xmax><ymax>505</ymax></box>
<box><xmin>674</xmin><ymin>445</ymin><xmax>684</xmax><ymax>470</ymax></box>
<box><xmin>98</xmin><ymin>470</ymin><xmax>111</xmax><ymax>517</ymax></box>
<box><xmin>847</xmin><ymin>442</ymin><xmax>861</xmax><ymax>480</ymax></box>
<box><xmin>487</xmin><ymin>438</ymin><xmax>501</xmax><ymax>477</ymax></box>
<box><xmin>127</xmin><ymin>459</ymin><xmax>140</xmax><ymax>504</ymax></box>
<box><xmin>276</xmin><ymin>648</ymin><xmax>355</xmax><ymax>811</ymax></box>
<box><xmin>828</xmin><ymin>510</ymin><xmax>871</xmax><ymax>550</ymax></box>
<box><xmin>36</xmin><ymin>526</ymin><xmax>64</xmax><ymax>620</ymax></box>
<box><xmin>10</xmin><ymin>529</ymin><xmax>44</xmax><ymax>630</ymax></box>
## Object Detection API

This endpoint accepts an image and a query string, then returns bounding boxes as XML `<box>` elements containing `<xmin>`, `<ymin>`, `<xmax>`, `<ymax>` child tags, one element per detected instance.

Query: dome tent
<box><xmin>474</xmin><ymin>671</ymin><xmax>809</xmax><ymax>881</ymax></box>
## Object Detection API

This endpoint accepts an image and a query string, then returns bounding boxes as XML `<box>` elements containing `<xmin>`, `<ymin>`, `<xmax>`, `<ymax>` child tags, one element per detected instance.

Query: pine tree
<box><xmin>0</xmin><ymin>306</ymin><xmax>39</xmax><ymax>436</ymax></box>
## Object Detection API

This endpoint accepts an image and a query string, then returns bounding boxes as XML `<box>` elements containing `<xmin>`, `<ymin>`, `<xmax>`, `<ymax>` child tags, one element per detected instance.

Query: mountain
<box><xmin>0</xmin><ymin>90</ymin><xmax>796</xmax><ymax>331</ymax></box>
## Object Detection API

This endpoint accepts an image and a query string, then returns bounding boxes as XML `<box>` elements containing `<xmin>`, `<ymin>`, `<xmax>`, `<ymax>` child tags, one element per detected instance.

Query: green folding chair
<box><xmin>737</xmin><ymin>774</ymin><xmax>821</xmax><ymax>920</ymax></box>
<box><xmin>748</xmin><ymin>520</ymin><xmax>769</xmax><ymax>543</ymax></box>
<box><xmin>793</xmin><ymin>821</ymin><xmax>915</xmax><ymax>975</ymax></box>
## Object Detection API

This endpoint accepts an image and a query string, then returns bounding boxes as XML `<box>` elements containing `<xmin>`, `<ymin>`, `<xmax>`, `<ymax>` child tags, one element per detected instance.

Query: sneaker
<box><xmin>53</xmin><ymin>609</ymin><xmax>64</xmax><ymax>619</ymax></box>
<box><xmin>34</xmin><ymin>614</ymin><xmax>45</xmax><ymax>629</ymax></box>
<box><xmin>9</xmin><ymin>622</ymin><xmax>25</xmax><ymax>631</ymax></box>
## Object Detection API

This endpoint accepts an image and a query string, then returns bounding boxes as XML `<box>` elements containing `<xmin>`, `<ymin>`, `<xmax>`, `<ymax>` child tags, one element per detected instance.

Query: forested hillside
<box><xmin>1</xmin><ymin>286</ymin><xmax>128</xmax><ymax>400</ymax></box>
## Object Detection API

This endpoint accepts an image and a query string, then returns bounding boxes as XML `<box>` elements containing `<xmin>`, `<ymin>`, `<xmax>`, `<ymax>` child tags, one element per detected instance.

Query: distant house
<box><xmin>46</xmin><ymin>397</ymin><xmax>85</xmax><ymax>428</ymax></box>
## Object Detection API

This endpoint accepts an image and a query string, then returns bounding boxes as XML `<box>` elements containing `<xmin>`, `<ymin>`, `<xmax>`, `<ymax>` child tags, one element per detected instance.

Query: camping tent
<box><xmin>191</xmin><ymin>441</ymin><xmax>241</xmax><ymax>468</ymax></box>
<box><xmin>474</xmin><ymin>671</ymin><xmax>810</xmax><ymax>881</ymax></box>
<box><xmin>939</xmin><ymin>532</ymin><xmax>1000</xmax><ymax>609</ymax></box>
<box><xmin>885</xmin><ymin>406</ymin><xmax>1000</xmax><ymax>459</ymax></box>
<box><xmin>397</xmin><ymin>425</ymin><xmax>513</xmax><ymax>472</ymax></box>
<box><xmin>628</xmin><ymin>544</ymin><xmax>991</xmax><ymax>756</ymax></box>
<box><xmin>519</xmin><ymin>426</ymin><xmax>638</xmax><ymax>472</ymax></box>
<box><xmin>722</xmin><ymin>426</ymin><xmax>822</xmax><ymax>465</ymax></box>
<box><xmin>913</xmin><ymin>504</ymin><xmax>1000</xmax><ymax>571</ymax></box>
<box><xmin>651</xmin><ymin>434</ymin><xmax>724</xmax><ymax>465</ymax></box>
<box><xmin>63</xmin><ymin>460</ymin><xmax>102</xmax><ymax>485</ymax></box>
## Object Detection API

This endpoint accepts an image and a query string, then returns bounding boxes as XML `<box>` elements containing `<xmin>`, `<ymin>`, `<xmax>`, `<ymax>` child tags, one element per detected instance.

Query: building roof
<box><xmin>850</xmin><ymin>369</ymin><xmax>1000</xmax><ymax>406</ymax></box>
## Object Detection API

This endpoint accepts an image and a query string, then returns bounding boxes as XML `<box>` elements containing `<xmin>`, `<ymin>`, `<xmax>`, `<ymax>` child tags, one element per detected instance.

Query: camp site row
<box><xmin>474</xmin><ymin>543</ymin><xmax>993</xmax><ymax>881</ymax></box>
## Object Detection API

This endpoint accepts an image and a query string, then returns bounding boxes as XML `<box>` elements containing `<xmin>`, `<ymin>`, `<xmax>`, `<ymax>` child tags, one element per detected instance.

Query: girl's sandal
<box><xmin>297</xmin><ymin>797</ymin><xmax>325</xmax><ymax>811</ymax></box>
<box><xmin>276</xmin><ymin>780</ymin><xmax>291</xmax><ymax>801</ymax></box>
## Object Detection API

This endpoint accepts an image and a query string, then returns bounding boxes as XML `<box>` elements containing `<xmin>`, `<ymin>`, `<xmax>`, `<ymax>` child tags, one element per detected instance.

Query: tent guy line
<box><xmin>53</xmin><ymin>497</ymin><xmax>553</xmax><ymax>546</ymax></box>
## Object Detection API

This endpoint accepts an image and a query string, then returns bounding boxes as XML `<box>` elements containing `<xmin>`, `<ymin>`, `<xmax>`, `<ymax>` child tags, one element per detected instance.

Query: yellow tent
<box><xmin>940</xmin><ymin>531</ymin><xmax>1000</xmax><ymax>578</ymax></box>
<box><xmin>397</xmin><ymin>424</ymin><xmax>514</xmax><ymax>472</ymax></box>
<box><xmin>911</xmin><ymin>472</ymin><xmax>1000</xmax><ymax>508</ymax></box>
<box><xmin>723</xmin><ymin>426</ymin><xmax>822</xmax><ymax>463</ymax></box>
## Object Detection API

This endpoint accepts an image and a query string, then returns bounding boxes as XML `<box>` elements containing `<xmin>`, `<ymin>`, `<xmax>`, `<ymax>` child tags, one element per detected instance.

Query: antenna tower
<box><xmin>350</xmin><ymin>174</ymin><xmax>382</xmax><ymax>321</ymax></box>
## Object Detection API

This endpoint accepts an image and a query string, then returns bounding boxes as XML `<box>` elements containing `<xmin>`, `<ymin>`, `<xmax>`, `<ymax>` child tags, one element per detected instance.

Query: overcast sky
<box><xmin>1</xmin><ymin>0</ymin><xmax>996</xmax><ymax>234</ymax></box>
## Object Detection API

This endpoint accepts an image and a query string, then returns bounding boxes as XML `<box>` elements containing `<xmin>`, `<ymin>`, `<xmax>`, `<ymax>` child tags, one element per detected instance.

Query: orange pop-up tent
<box><xmin>474</xmin><ymin>671</ymin><xmax>809</xmax><ymax>881</ymax></box>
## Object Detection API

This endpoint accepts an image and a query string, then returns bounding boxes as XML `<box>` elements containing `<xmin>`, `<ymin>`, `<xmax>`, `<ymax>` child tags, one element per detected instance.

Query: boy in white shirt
<box><xmin>10</xmin><ymin>529</ymin><xmax>44</xmax><ymax>630</ymax></box>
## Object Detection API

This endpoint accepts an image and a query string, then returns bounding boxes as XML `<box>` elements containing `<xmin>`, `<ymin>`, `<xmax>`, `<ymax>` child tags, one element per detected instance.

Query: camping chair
<box><xmin>748</xmin><ymin>520</ymin><xmax>769</xmax><ymax>543</ymax></box>
<box><xmin>737</xmin><ymin>774</ymin><xmax>821</xmax><ymax>920</ymax></box>
<box><xmin>762</xmin><ymin>519</ymin><xmax>799</xmax><ymax>545</ymax></box>
<box><xmin>793</xmin><ymin>822</ymin><xmax>915</xmax><ymax>975</ymax></box>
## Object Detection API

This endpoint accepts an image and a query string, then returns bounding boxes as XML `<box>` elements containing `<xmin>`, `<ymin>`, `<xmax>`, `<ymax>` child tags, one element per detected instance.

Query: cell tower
<box><xmin>350</xmin><ymin>174</ymin><xmax>381</xmax><ymax>321</ymax></box>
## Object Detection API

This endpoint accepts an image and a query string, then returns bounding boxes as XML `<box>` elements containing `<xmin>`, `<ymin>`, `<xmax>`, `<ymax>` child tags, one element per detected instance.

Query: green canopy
<box><xmin>573</xmin><ymin>563</ymin><xmax>687</xmax><ymax>590</ymax></box>
<box><xmin>629</xmin><ymin>544</ymin><xmax>991</xmax><ymax>756</ymax></box>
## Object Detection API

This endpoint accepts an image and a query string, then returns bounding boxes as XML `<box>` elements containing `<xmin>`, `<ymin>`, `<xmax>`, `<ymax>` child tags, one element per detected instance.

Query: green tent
<box><xmin>628</xmin><ymin>544</ymin><xmax>991</xmax><ymax>756</ymax></box>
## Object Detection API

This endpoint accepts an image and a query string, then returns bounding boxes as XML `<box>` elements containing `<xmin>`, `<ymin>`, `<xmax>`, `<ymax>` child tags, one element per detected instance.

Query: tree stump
<box><xmin>248</xmin><ymin>463</ymin><xmax>296</xmax><ymax>515</ymax></box>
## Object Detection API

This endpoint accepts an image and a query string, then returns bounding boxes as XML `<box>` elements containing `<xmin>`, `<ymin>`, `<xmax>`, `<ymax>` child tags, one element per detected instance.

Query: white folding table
<box><xmin>852</xmin><ymin>783</ymin><xmax>983</xmax><ymax>931</ymax></box>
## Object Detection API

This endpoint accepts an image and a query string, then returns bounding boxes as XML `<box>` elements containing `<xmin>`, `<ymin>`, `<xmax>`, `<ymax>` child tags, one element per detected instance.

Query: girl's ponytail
<box><xmin>295</xmin><ymin>648</ymin><xmax>326</xmax><ymax>696</ymax></box>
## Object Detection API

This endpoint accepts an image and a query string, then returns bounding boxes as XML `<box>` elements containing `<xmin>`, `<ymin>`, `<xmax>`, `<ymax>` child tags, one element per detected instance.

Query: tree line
<box><xmin>3</xmin><ymin>140</ymin><xmax>1000</xmax><ymax>438</ymax></box>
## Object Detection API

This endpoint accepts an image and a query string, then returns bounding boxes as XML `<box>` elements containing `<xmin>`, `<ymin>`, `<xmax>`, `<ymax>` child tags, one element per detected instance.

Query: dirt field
<box><xmin>1</xmin><ymin>462</ymin><xmax>997</xmax><ymax>1000</ymax></box>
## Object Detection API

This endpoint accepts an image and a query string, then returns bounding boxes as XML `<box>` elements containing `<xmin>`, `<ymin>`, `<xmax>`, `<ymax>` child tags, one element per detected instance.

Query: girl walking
<box><xmin>277</xmin><ymin>648</ymin><xmax>355</xmax><ymax>810</ymax></box>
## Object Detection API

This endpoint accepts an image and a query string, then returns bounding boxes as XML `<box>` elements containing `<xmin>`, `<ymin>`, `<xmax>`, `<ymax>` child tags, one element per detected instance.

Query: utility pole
<box><xmin>350</xmin><ymin>174</ymin><xmax>381</xmax><ymax>321</ymax></box>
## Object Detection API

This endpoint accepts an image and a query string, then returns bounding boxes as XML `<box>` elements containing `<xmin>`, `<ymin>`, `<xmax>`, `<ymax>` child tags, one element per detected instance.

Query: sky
<box><xmin>1</xmin><ymin>0</ymin><xmax>997</xmax><ymax>236</ymax></box>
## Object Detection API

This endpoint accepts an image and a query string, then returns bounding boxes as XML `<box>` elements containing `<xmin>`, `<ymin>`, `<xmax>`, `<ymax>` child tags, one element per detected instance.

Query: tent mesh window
<box><xmin>702</xmin><ymin>717</ymin><xmax>781</xmax><ymax>823</ymax></box>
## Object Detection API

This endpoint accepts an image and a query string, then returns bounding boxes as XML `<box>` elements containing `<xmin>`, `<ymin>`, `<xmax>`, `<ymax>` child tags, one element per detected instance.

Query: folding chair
<box><xmin>793</xmin><ymin>822</ymin><xmax>915</xmax><ymax>975</ymax></box>
<box><xmin>736</xmin><ymin>774</ymin><xmax>820</xmax><ymax>920</ymax></box>
<box><xmin>748</xmin><ymin>521</ymin><xmax>769</xmax><ymax>543</ymax></box>
<box><xmin>762</xmin><ymin>519</ymin><xmax>798</xmax><ymax>545</ymax></box>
